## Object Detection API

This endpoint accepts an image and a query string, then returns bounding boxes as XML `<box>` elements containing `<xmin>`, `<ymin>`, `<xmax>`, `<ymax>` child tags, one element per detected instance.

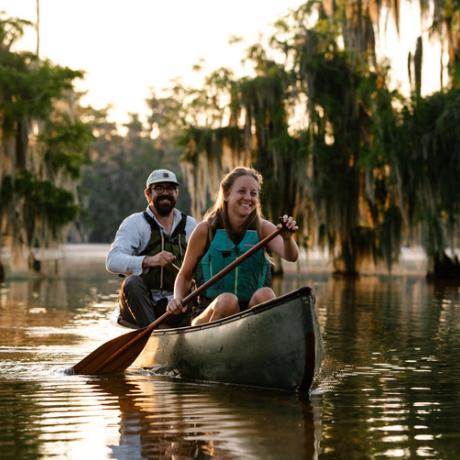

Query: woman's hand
<box><xmin>278</xmin><ymin>214</ymin><xmax>298</xmax><ymax>240</ymax></box>
<box><xmin>264</xmin><ymin>216</ymin><xmax>299</xmax><ymax>262</ymax></box>
<box><xmin>166</xmin><ymin>298</ymin><xmax>187</xmax><ymax>315</ymax></box>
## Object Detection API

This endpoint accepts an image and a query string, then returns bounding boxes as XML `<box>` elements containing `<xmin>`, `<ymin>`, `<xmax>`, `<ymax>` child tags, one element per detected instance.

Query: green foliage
<box><xmin>0</xmin><ymin>54</ymin><xmax>83</xmax><ymax>134</ymax></box>
<box><xmin>239</xmin><ymin>64</ymin><xmax>291</xmax><ymax>136</ymax></box>
<box><xmin>79</xmin><ymin>115</ymin><xmax>192</xmax><ymax>242</ymax></box>
<box><xmin>297</xmin><ymin>35</ymin><xmax>399</xmax><ymax>272</ymax></box>
<box><xmin>0</xmin><ymin>170</ymin><xmax>77</xmax><ymax>240</ymax></box>
<box><xmin>397</xmin><ymin>88</ymin><xmax>460</xmax><ymax>259</ymax></box>
<box><xmin>40</xmin><ymin>116</ymin><xmax>93</xmax><ymax>178</ymax></box>
<box><xmin>0</xmin><ymin>13</ymin><xmax>93</xmax><ymax>267</ymax></box>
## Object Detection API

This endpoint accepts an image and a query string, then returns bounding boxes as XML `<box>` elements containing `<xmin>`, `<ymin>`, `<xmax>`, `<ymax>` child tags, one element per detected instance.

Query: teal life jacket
<box><xmin>197</xmin><ymin>228</ymin><xmax>271</xmax><ymax>303</ymax></box>
<box><xmin>139</xmin><ymin>211</ymin><xmax>188</xmax><ymax>291</ymax></box>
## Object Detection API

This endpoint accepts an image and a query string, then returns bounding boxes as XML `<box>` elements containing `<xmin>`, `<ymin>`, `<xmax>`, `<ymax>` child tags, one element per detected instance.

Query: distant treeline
<box><xmin>76</xmin><ymin>113</ymin><xmax>191</xmax><ymax>243</ymax></box>
<box><xmin>1</xmin><ymin>2</ymin><xmax>460</xmax><ymax>280</ymax></box>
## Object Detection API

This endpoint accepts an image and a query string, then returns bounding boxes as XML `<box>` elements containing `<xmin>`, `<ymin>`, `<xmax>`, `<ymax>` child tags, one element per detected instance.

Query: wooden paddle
<box><xmin>68</xmin><ymin>226</ymin><xmax>283</xmax><ymax>375</ymax></box>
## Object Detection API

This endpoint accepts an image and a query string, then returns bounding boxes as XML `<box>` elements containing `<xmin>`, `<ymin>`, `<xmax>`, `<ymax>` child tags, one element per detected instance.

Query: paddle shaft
<box><xmin>81</xmin><ymin>226</ymin><xmax>283</xmax><ymax>373</ymax></box>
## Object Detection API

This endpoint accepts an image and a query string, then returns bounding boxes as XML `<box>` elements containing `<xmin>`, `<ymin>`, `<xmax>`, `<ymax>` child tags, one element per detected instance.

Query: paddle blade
<box><xmin>67</xmin><ymin>312</ymin><xmax>171</xmax><ymax>376</ymax></box>
<box><xmin>68</xmin><ymin>327</ymin><xmax>150</xmax><ymax>375</ymax></box>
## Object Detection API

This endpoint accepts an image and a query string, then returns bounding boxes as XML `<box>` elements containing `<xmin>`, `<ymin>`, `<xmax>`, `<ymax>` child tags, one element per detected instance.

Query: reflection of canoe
<box><xmin>92</xmin><ymin>374</ymin><xmax>322</xmax><ymax>458</ymax></box>
<box><xmin>132</xmin><ymin>287</ymin><xmax>322</xmax><ymax>392</ymax></box>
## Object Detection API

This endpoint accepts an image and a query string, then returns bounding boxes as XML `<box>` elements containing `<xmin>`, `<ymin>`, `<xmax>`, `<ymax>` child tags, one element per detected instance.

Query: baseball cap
<box><xmin>146</xmin><ymin>169</ymin><xmax>179</xmax><ymax>187</ymax></box>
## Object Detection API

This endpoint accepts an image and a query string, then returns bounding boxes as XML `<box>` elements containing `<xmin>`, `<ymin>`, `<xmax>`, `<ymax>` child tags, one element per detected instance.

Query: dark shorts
<box><xmin>154</xmin><ymin>297</ymin><xmax>191</xmax><ymax>328</ymax></box>
<box><xmin>118</xmin><ymin>297</ymin><xmax>191</xmax><ymax>329</ymax></box>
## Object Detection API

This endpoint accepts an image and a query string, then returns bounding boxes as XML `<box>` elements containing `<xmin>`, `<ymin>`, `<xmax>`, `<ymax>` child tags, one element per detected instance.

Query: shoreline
<box><xmin>1</xmin><ymin>243</ymin><xmax>431</xmax><ymax>279</ymax></box>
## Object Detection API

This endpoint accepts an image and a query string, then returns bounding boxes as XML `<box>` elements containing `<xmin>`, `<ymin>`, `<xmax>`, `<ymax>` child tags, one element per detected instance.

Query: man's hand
<box><xmin>143</xmin><ymin>251</ymin><xmax>176</xmax><ymax>268</ymax></box>
<box><xmin>166</xmin><ymin>298</ymin><xmax>187</xmax><ymax>315</ymax></box>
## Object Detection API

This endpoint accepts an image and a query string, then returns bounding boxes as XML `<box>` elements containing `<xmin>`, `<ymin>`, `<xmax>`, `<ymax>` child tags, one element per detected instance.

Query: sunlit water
<box><xmin>1</xmin><ymin>254</ymin><xmax>460</xmax><ymax>459</ymax></box>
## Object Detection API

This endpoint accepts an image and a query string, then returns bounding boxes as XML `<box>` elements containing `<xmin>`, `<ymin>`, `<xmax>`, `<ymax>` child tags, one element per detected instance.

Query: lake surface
<box><xmin>1</xmin><ymin>253</ymin><xmax>460</xmax><ymax>459</ymax></box>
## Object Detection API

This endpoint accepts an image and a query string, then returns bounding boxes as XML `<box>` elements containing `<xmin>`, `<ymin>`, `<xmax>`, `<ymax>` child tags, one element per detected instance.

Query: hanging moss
<box><xmin>176</xmin><ymin>125</ymin><xmax>248</xmax><ymax>217</ymax></box>
<box><xmin>396</xmin><ymin>88</ymin><xmax>460</xmax><ymax>278</ymax></box>
<box><xmin>149</xmin><ymin>2</ymin><xmax>460</xmax><ymax>279</ymax></box>
<box><xmin>178</xmin><ymin>126</ymin><xmax>245</xmax><ymax>163</ymax></box>
<box><xmin>1</xmin><ymin>171</ymin><xmax>77</xmax><ymax>233</ymax></box>
<box><xmin>234</xmin><ymin>64</ymin><xmax>309</xmax><ymax>226</ymax></box>
<box><xmin>377</xmin><ymin>205</ymin><xmax>403</xmax><ymax>272</ymax></box>
<box><xmin>293</xmin><ymin>23</ymin><xmax>407</xmax><ymax>275</ymax></box>
<box><xmin>238</xmin><ymin>65</ymin><xmax>291</xmax><ymax>152</ymax></box>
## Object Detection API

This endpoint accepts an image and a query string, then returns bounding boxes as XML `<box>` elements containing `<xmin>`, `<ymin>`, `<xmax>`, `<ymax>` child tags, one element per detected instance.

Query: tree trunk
<box><xmin>16</xmin><ymin>119</ymin><xmax>29</xmax><ymax>170</ymax></box>
<box><xmin>427</xmin><ymin>252</ymin><xmax>460</xmax><ymax>281</ymax></box>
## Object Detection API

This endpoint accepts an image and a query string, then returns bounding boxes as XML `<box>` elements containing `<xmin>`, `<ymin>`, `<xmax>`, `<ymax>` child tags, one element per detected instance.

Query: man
<box><xmin>106</xmin><ymin>169</ymin><xmax>197</xmax><ymax>328</ymax></box>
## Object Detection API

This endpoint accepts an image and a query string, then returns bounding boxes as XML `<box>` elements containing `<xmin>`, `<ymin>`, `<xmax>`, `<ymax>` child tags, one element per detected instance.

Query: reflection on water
<box><xmin>92</xmin><ymin>375</ymin><xmax>320</xmax><ymax>459</ymax></box>
<box><xmin>0</xmin><ymin>374</ymin><xmax>322</xmax><ymax>459</ymax></box>
<box><xmin>1</xmin><ymin>259</ymin><xmax>460</xmax><ymax>458</ymax></box>
<box><xmin>314</xmin><ymin>276</ymin><xmax>460</xmax><ymax>459</ymax></box>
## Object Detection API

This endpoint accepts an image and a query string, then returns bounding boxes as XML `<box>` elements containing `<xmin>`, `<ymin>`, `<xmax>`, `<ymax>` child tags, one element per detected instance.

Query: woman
<box><xmin>166</xmin><ymin>166</ymin><xmax>298</xmax><ymax>325</ymax></box>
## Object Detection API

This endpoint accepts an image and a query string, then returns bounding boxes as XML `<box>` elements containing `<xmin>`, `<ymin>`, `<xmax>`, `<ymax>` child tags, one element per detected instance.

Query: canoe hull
<box><xmin>132</xmin><ymin>287</ymin><xmax>321</xmax><ymax>392</ymax></box>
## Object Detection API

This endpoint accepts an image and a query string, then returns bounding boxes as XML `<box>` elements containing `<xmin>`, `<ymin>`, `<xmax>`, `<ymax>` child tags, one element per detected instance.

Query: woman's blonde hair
<box><xmin>204</xmin><ymin>166</ymin><xmax>264</xmax><ymax>236</ymax></box>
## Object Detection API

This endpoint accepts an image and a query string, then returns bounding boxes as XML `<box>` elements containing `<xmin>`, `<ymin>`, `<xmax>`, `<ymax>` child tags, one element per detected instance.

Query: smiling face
<box><xmin>145</xmin><ymin>182</ymin><xmax>179</xmax><ymax>216</ymax></box>
<box><xmin>224</xmin><ymin>175</ymin><xmax>260</xmax><ymax>219</ymax></box>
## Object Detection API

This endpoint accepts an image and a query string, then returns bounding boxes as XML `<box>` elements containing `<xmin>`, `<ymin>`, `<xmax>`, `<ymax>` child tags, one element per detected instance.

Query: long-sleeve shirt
<box><xmin>106</xmin><ymin>207</ymin><xmax>197</xmax><ymax>277</ymax></box>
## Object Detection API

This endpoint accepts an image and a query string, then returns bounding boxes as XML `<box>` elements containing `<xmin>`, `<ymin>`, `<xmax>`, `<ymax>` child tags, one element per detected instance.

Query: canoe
<box><xmin>130</xmin><ymin>287</ymin><xmax>322</xmax><ymax>392</ymax></box>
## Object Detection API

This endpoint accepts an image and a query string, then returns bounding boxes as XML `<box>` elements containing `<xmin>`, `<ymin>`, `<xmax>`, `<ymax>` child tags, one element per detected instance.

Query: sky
<box><xmin>1</xmin><ymin>0</ymin><xmax>443</xmax><ymax>128</ymax></box>
<box><xmin>1</xmin><ymin>0</ymin><xmax>306</xmax><ymax>126</ymax></box>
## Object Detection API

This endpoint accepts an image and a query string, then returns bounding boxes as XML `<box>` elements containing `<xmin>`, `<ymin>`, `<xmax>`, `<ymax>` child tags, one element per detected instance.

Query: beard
<box><xmin>153</xmin><ymin>195</ymin><xmax>176</xmax><ymax>216</ymax></box>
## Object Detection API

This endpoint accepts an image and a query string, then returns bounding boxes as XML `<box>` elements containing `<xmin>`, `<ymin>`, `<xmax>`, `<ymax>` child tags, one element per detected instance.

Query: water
<box><xmin>1</xmin><ymin>257</ymin><xmax>460</xmax><ymax>459</ymax></box>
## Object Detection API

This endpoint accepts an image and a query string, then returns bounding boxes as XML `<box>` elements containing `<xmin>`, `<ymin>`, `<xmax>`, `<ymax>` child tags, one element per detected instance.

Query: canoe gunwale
<box><xmin>152</xmin><ymin>286</ymin><xmax>313</xmax><ymax>336</ymax></box>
